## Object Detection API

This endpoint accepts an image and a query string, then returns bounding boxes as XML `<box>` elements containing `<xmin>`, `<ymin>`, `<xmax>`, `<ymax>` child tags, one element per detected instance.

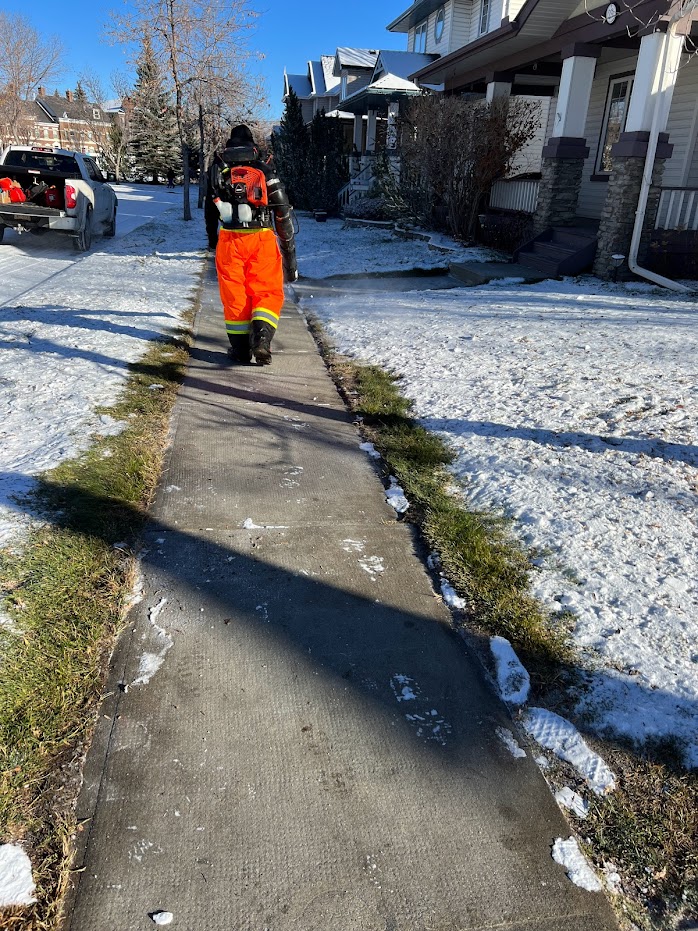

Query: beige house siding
<box><xmin>449</xmin><ymin>0</ymin><xmax>473</xmax><ymax>51</ymax></box>
<box><xmin>663</xmin><ymin>56</ymin><xmax>698</xmax><ymax>186</ymax></box>
<box><xmin>577</xmin><ymin>54</ymin><xmax>636</xmax><ymax>218</ymax></box>
<box><xmin>577</xmin><ymin>54</ymin><xmax>698</xmax><ymax>217</ymax></box>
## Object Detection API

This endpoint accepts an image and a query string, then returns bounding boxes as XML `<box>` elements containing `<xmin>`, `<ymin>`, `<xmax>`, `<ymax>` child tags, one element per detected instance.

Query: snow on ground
<box><xmin>295</xmin><ymin>219</ymin><xmax>698</xmax><ymax>768</ymax></box>
<box><xmin>296</xmin><ymin>215</ymin><xmax>496</xmax><ymax>279</ymax></box>
<box><xmin>0</xmin><ymin>191</ymin><xmax>205</xmax><ymax>549</ymax></box>
<box><xmin>0</xmin><ymin>844</ymin><xmax>36</xmax><ymax>907</ymax></box>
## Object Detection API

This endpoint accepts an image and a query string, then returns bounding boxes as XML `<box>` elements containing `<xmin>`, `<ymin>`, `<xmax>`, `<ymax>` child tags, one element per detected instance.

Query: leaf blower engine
<box><xmin>213</xmin><ymin>144</ymin><xmax>271</xmax><ymax>229</ymax></box>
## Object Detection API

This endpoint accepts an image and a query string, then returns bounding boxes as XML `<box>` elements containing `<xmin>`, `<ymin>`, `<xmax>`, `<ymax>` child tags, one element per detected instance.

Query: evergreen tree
<box><xmin>307</xmin><ymin>110</ymin><xmax>348</xmax><ymax>214</ymax></box>
<box><xmin>272</xmin><ymin>89</ymin><xmax>308</xmax><ymax>208</ymax></box>
<box><xmin>129</xmin><ymin>32</ymin><xmax>179</xmax><ymax>183</ymax></box>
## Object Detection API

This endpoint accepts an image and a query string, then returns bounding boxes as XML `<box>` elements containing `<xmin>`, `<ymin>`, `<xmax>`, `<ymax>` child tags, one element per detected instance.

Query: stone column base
<box><xmin>593</xmin><ymin>155</ymin><xmax>666</xmax><ymax>279</ymax></box>
<box><xmin>533</xmin><ymin>138</ymin><xmax>589</xmax><ymax>234</ymax></box>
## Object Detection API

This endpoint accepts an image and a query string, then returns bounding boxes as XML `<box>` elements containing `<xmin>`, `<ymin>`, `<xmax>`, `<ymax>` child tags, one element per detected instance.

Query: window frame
<box><xmin>479</xmin><ymin>0</ymin><xmax>491</xmax><ymax>35</ymax></box>
<box><xmin>434</xmin><ymin>7</ymin><xmax>445</xmax><ymax>44</ymax></box>
<box><xmin>414</xmin><ymin>20</ymin><xmax>428</xmax><ymax>53</ymax></box>
<box><xmin>595</xmin><ymin>71</ymin><xmax>634</xmax><ymax>175</ymax></box>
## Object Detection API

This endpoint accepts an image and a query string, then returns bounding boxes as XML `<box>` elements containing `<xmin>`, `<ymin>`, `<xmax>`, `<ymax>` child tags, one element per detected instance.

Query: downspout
<box><xmin>627</xmin><ymin>24</ymin><xmax>692</xmax><ymax>292</ymax></box>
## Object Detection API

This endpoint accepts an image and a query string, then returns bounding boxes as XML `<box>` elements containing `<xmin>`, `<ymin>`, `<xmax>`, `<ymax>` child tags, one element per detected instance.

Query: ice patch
<box><xmin>0</xmin><ymin>844</ymin><xmax>36</xmax><ymax>907</ymax></box>
<box><xmin>242</xmin><ymin>518</ymin><xmax>289</xmax><ymax>530</ymax></box>
<box><xmin>164</xmin><ymin>485</ymin><xmax>181</xmax><ymax>493</ymax></box>
<box><xmin>391</xmin><ymin>675</ymin><xmax>417</xmax><ymax>702</ymax></box>
<box><xmin>359</xmin><ymin>555</ymin><xmax>385</xmax><ymax>580</ymax></box>
<box><xmin>391</xmin><ymin>675</ymin><xmax>452</xmax><ymax>745</ymax></box>
<box><xmin>385</xmin><ymin>476</ymin><xmax>409</xmax><ymax>513</ymax></box>
<box><xmin>440</xmin><ymin>578</ymin><xmax>466</xmax><ymax>610</ymax></box>
<box><xmin>360</xmin><ymin>442</ymin><xmax>381</xmax><ymax>459</ymax></box>
<box><xmin>522</xmin><ymin>708</ymin><xmax>615</xmax><ymax>795</ymax></box>
<box><xmin>495</xmin><ymin>726</ymin><xmax>527</xmax><ymax>758</ymax></box>
<box><xmin>555</xmin><ymin>786</ymin><xmax>589</xmax><ymax>819</ymax></box>
<box><xmin>132</xmin><ymin>598</ymin><xmax>173</xmax><ymax>687</ymax></box>
<box><xmin>490</xmin><ymin>635</ymin><xmax>530</xmax><ymax>705</ymax></box>
<box><xmin>342</xmin><ymin>539</ymin><xmax>365</xmax><ymax>553</ymax></box>
<box><xmin>552</xmin><ymin>837</ymin><xmax>602</xmax><ymax>892</ymax></box>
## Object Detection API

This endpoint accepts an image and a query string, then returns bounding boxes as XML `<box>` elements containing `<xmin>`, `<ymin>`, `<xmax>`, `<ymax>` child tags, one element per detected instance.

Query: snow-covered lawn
<box><xmin>296</xmin><ymin>214</ymin><xmax>496</xmax><ymax>278</ymax></box>
<box><xmin>296</xmin><ymin>218</ymin><xmax>698</xmax><ymax>769</ymax></box>
<box><xmin>0</xmin><ymin>193</ymin><xmax>205</xmax><ymax>553</ymax></box>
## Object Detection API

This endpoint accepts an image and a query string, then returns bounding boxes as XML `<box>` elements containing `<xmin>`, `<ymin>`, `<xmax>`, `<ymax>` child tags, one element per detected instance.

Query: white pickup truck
<box><xmin>0</xmin><ymin>145</ymin><xmax>118</xmax><ymax>251</ymax></box>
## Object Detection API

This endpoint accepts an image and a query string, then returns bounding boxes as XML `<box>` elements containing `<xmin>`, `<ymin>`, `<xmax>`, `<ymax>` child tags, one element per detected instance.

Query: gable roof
<box><xmin>333</xmin><ymin>47</ymin><xmax>379</xmax><ymax>75</ymax></box>
<box><xmin>37</xmin><ymin>93</ymin><xmax>106</xmax><ymax>122</ymax></box>
<box><xmin>373</xmin><ymin>51</ymin><xmax>438</xmax><ymax>82</ymax></box>
<box><xmin>321</xmin><ymin>55</ymin><xmax>340</xmax><ymax>93</ymax></box>
<box><xmin>283</xmin><ymin>71</ymin><xmax>313</xmax><ymax>100</ymax></box>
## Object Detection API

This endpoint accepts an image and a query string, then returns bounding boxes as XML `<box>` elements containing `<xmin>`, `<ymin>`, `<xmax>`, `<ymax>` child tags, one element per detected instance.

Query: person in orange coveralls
<box><xmin>210</xmin><ymin>125</ymin><xmax>297</xmax><ymax>365</ymax></box>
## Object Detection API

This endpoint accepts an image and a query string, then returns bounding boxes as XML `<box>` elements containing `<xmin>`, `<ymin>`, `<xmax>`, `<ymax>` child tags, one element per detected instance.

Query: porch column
<box><xmin>352</xmin><ymin>114</ymin><xmax>363</xmax><ymax>152</ymax></box>
<box><xmin>594</xmin><ymin>28</ymin><xmax>684</xmax><ymax>278</ymax></box>
<box><xmin>366</xmin><ymin>109</ymin><xmax>378</xmax><ymax>152</ymax></box>
<box><xmin>533</xmin><ymin>44</ymin><xmax>600</xmax><ymax>232</ymax></box>
<box><xmin>485</xmin><ymin>72</ymin><xmax>512</xmax><ymax>103</ymax></box>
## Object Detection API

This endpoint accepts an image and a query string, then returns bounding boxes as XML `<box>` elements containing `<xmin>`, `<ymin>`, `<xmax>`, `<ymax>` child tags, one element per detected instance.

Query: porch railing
<box><xmin>655</xmin><ymin>187</ymin><xmax>698</xmax><ymax>231</ymax></box>
<box><xmin>488</xmin><ymin>178</ymin><xmax>540</xmax><ymax>215</ymax></box>
<box><xmin>338</xmin><ymin>157</ymin><xmax>377</xmax><ymax>209</ymax></box>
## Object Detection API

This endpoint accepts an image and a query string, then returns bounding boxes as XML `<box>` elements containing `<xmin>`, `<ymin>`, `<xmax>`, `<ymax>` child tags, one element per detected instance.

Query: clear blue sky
<box><xmin>4</xmin><ymin>0</ymin><xmax>410</xmax><ymax>119</ymax></box>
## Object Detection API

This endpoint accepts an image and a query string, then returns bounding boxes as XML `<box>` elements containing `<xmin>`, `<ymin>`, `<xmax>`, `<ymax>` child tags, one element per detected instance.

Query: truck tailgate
<box><xmin>0</xmin><ymin>203</ymin><xmax>66</xmax><ymax>219</ymax></box>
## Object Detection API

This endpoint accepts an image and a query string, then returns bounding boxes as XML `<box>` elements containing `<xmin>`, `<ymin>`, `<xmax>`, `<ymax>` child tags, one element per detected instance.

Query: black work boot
<box><xmin>250</xmin><ymin>321</ymin><xmax>274</xmax><ymax>365</ymax></box>
<box><xmin>227</xmin><ymin>334</ymin><xmax>252</xmax><ymax>364</ymax></box>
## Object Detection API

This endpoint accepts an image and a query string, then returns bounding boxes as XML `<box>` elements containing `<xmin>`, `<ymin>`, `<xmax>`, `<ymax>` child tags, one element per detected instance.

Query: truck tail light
<box><xmin>64</xmin><ymin>183</ymin><xmax>77</xmax><ymax>209</ymax></box>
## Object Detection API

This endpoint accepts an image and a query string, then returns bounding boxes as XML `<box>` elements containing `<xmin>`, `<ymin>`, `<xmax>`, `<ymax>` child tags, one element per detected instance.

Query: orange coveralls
<box><xmin>215</xmin><ymin>227</ymin><xmax>284</xmax><ymax>339</ymax></box>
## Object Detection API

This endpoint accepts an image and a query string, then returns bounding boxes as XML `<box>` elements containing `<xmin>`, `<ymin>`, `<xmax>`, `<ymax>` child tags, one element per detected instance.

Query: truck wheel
<box><xmin>74</xmin><ymin>208</ymin><xmax>93</xmax><ymax>252</ymax></box>
<box><xmin>104</xmin><ymin>205</ymin><xmax>117</xmax><ymax>237</ymax></box>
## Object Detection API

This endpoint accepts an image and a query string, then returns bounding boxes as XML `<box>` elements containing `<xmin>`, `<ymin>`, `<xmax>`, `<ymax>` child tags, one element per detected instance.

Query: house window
<box><xmin>414</xmin><ymin>20</ymin><xmax>427</xmax><ymax>53</ymax></box>
<box><xmin>596</xmin><ymin>75</ymin><xmax>633</xmax><ymax>174</ymax></box>
<box><xmin>92</xmin><ymin>108</ymin><xmax>101</xmax><ymax>120</ymax></box>
<box><xmin>479</xmin><ymin>0</ymin><xmax>491</xmax><ymax>34</ymax></box>
<box><xmin>434</xmin><ymin>8</ymin><xmax>445</xmax><ymax>43</ymax></box>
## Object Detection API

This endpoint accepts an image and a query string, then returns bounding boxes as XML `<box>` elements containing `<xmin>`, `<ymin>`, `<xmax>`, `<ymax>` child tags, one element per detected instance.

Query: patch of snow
<box><xmin>490</xmin><ymin>635</ymin><xmax>530</xmax><ymax>705</ymax></box>
<box><xmin>385</xmin><ymin>476</ymin><xmax>409</xmax><ymax>513</ymax></box>
<box><xmin>295</xmin><ymin>218</ymin><xmax>496</xmax><ymax>279</ymax></box>
<box><xmin>359</xmin><ymin>555</ymin><xmax>385</xmax><ymax>580</ymax></box>
<box><xmin>150</xmin><ymin>909</ymin><xmax>174</xmax><ymax>925</ymax></box>
<box><xmin>391</xmin><ymin>674</ymin><xmax>417</xmax><ymax>702</ymax></box>
<box><xmin>0</xmin><ymin>199</ymin><xmax>203</xmax><ymax>549</ymax></box>
<box><xmin>440</xmin><ymin>578</ymin><xmax>466</xmax><ymax>610</ymax></box>
<box><xmin>555</xmin><ymin>786</ymin><xmax>590</xmax><ymax>819</ymax></box>
<box><xmin>342</xmin><ymin>539</ymin><xmax>365</xmax><ymax>553</ymax></box>
<box><xmin>552</xmin><ymin>837</ymin><xmax>602</xmax><ymax>892</ymax></box>
<box><xmin>495</xmin><ymin>726</ymin><xmax>527</xmax><ymax>758</ymax></box>
<box><xmin>360</xmin><ymin>441</ymin><xmax>381</xmax><ymax>459</ymax></box>
<box><xmin>0</xmin><ymin>844</ymin><xmax>36</xmax><ymax>907</ymax></box>
<box><xmin>132</xmin><ymin>598</ymin><xmax>173</xmax><ymax>687</ymax></box>
<box><xmin>523</xmin><ymin>708</ymin><xmax>615</xmax><ymax>795</ymax></box>
<box><xmin>242</xmin><ymin>518</ymin><xmax>289</xmax><ymax>530</ymax></box>
<box><xmin>602</xmin><ymin>861</ymin><xmax>623</xmax><ymax>894</ymax></box>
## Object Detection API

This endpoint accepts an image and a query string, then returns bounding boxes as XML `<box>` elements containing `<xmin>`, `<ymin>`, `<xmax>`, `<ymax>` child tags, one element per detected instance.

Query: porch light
<box><xmin>611</xmin><ymin>253</ymin><xmax>625</xmax><ymax>281</ymax></box>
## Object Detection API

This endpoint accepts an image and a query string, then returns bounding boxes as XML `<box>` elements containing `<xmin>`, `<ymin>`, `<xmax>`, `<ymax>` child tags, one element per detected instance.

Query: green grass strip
<box><xmin>0</xmin><ymin>314</ymin><xmax>195</xmax><ymax>930</ymax></box>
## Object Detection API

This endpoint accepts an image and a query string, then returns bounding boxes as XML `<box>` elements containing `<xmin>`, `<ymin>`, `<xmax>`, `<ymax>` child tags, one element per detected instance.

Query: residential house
<box><xmin>400</xmin><ymin>0</ymin><xmax>698</xmax><ymax>278</ymax></box>
<box><xmin>36</xmin><ymin>89</ymin><xmax>114</xmax><ymax>160</ymax></box>
<box><xmin>282</xmin><ymin>54</ymin><xmax>355</xmax><ymax>145</ymax></box>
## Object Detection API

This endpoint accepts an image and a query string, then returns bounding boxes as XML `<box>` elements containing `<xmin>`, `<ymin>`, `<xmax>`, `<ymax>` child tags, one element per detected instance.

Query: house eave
<box><xmin>387</xmin><ymin>0</ymin><xmax>450</xmax><ymax>33</ymax></box>
<box><xmin>411</xmin><ymin>0</ymin><xmax>672</xmax><ymax>87</ymax></box>
<box><xmin>338</xmin><ymin>86</ymin><xmax>426</xmax><ymax>114</ymax></box>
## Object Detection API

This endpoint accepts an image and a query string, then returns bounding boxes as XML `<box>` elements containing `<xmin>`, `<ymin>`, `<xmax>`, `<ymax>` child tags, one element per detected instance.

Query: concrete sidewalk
<box><xmin>66</xmin><ymin>262</ymin><xmax>618</xmax><ymax>931</ymax></box>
